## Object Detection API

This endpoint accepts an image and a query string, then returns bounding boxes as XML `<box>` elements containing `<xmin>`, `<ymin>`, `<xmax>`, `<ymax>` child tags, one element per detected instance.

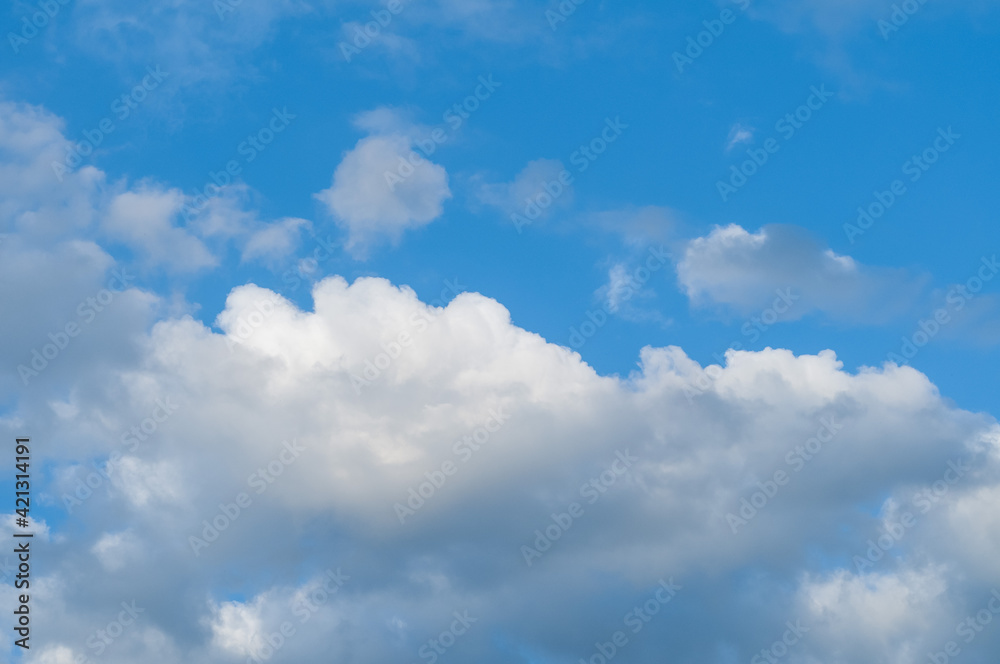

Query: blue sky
<box><xmin>3</xmin><ymin>0</ymin><xmax>1000</xmax><ymax>663</ymax></box>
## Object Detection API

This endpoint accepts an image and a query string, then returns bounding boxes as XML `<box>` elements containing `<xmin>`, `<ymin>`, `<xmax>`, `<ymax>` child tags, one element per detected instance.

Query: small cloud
<box><xmin>314</xmin><ymin>120</ymin><xmax>451</xmax><ymax>257</ymax></box>
<box><xmin>725</xmin><ymin>123</ymin><xmax>755</xmax><ymax>151</ymax></box>
<box><xmin>676</xmin><ymin>223</ymin><xmax>927</xmax><ymax>323</ymax></box>
<box><xmin>595</xmin><ymin>259</ymin><xmax>672</xmax><ymax>327</ymax></box>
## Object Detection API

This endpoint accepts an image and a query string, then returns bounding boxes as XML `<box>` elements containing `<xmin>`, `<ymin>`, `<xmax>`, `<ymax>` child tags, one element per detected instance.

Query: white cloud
<box><xmin>9</xmin><ymin>272</ymin><xmax>1000</xmax><ymax>662</ymax></box>
<box><xmin>797</xmin><ymin>567</ymin><xmax>953</xmax><ymax>661</ymax></box>
<box><xmin>676</xmin><ymin>223</ymin><xmax>926</xmax><ymax>322</ymax></box>
<box><xmin>315</xmin><ymin>127</ymin><xmax>451</xmax><ymax>256</ymax></box>
<box><xmin>725</xmin><ymin>123</ymin><xmax>755</xmax><ymax>151</ymax></box>
<box><xmin>207</xmin><ymin>597</ymin><xmax>264</xmax><ymax>656</ymax></box>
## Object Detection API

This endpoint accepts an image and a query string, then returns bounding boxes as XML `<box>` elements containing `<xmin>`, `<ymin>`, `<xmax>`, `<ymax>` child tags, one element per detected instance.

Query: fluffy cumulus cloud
<box><xmin>6</xmin><ymin>273</ymin><xmax>1000</xmax><ymax>663</ymax></box>
<box><xmin>676</xmin><ymin>223</ymin><xmax>927</xmax><ymax>322</ymax></box>
<box><xmin>315</xmin><ymin>110</ymin><xmax>451</xmax><ymax>256</ymax></box>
